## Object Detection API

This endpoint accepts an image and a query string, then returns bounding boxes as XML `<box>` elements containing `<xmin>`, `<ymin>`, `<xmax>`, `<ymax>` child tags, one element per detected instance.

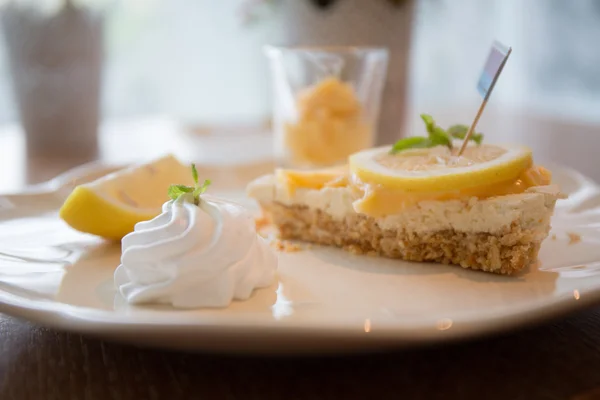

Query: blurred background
<box><xmin>0</xmin><ymin>0</ymin><xmax>599</xmax><ymax>188</ymax></box>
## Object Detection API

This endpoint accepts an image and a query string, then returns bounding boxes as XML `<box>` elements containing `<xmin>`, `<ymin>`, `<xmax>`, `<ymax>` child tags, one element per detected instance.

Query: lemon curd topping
<box><xmin>284</xmin><ymin>77</ymin><xmax>372</xmax><ymax>166</ymax></box>
<box><xmin>276</xmin><ymin>145</ymin><xmax>552</xmax><ymax>217</ymax></box>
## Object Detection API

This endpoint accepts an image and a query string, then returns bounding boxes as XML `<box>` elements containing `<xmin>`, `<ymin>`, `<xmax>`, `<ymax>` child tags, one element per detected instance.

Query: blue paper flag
<box><xmin>477</xmin><ymin>41</ymin><xmax>511</xmax><ymax>100</ymax></box>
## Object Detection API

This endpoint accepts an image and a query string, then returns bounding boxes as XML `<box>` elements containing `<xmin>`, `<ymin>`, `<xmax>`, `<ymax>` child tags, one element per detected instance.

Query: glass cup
<box><xmin>264</xmin><ymin>46</ymin><xmax>388</xmax><ymax>169</ymax></box>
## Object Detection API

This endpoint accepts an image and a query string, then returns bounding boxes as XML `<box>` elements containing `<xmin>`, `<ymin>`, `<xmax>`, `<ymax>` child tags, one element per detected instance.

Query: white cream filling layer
<box><xmin>247</xmin><ymin>174</ymin><xmax>561</xmax><ymax>237</ymax></box>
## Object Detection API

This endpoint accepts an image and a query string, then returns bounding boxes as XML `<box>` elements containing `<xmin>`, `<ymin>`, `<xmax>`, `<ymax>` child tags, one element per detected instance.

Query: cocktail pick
<box><xmin>457</xmin><ymin>41</ymin><xmax>512</xmax><ymax>156</ymax></box>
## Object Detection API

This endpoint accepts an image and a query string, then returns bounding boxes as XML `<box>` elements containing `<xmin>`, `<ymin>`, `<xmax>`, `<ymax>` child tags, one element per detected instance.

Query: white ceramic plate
<box><xmin>1</xmin><ymin>161</ymin><xmax>600</xmax><ymax>354</ymax></box>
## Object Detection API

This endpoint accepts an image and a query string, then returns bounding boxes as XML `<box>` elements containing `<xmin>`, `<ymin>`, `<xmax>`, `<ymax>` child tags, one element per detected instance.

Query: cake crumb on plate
<box><xmin>271</xmin><ymin>239</ymin><xmax>302</xmax><ymax>253</ymax></box>
<box><xmin>567</xmin><ymin>232</ymin><xmax>582</xmax><ymax>245</ymax></box>
<box><xmin>254</xmin><ymin>215</ymin><xmax>271</xmax><ymax>230</ymax></box>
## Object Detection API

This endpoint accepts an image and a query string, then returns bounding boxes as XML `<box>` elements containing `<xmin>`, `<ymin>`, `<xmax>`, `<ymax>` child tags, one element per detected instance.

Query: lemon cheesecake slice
<box><xmin>248</xmin><ymin>127</ymin><xmax>562</xmax><ymax>274</ymax></box>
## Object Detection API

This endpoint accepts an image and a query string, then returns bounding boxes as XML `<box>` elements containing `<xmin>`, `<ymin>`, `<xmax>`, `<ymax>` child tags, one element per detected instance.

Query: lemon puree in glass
<box><xmin>284</xmin><ymin>77</ymin><xmax>372</xmax><ymax>167</ymax></box>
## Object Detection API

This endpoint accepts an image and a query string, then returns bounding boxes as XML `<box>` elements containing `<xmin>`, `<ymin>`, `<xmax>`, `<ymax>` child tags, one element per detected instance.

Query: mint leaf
<box><xmin>168</xmin><ymin>184</ymin><xmax>193</xmax><ymax>200</ymax></box>
<box><xmin>420</xmin><ymin>114</ymin><xmax>452</xmax><ymax>149</ymax></box>
<box><xmin>428</xmin><ymin>125</ymin><xmax>452</xmax><ymax>148</ymax></box>
<box><xmin>447</xmin><ymin>124</ymin><xmax>469</xmax><ymax>137</ymax></box>
<box><xmin>200</xmin><ymin>179</ymin><xmax>211</xmax><ymax>193</ymax></box>
<box><xmin>420</xmin><ymin>114</ymin><xmax>435</xmax><ymax>132</ymax></box>
<box><xmin>192</xmin><ymin>179</ymin><xmax>211</xmax><ymax>198</ymax></box>
<box><xmin>389</xmin><ymin>137</ymin><xmax>431</xmax><ymax>154</ymax></box>
<box><xmin>448</xmin><ymin>124</ymin><xmax>484</xmax><ymax>144</ymax></box>
<box><xmin>471</xmin><ymin>133</ymin><xmax>484</xmax><ymax>144</ymax></box>
<box><xmin>191</xmin><ymin>163</ymin><xmax>199</xmax><ymax>186</ymax></box>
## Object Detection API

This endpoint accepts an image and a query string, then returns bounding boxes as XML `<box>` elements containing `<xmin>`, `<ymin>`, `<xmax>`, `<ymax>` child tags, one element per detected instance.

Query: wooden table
<box><xmin>1</xmin><ymin>114</ymin><xmax>600</xmax><ymax>400</ymax></box>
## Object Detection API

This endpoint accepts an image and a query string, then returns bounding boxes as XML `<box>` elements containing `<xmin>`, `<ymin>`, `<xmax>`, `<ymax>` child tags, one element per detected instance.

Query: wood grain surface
<box><xmin>2</xmin><ymin>309</ymin><xmax>600</xmax><ymax>400</ymax></box>
<box><xmin>1</xmin><ymin>115</ymin><xmax>600</xmax><ymax>399</ymax></box>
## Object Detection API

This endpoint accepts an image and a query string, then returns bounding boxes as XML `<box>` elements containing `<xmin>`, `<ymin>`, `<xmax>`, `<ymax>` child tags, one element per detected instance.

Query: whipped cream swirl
<box><xmin>114</xmin><ymin>195</ymin><xmax>277</xmax><ymax>308</ymax></box>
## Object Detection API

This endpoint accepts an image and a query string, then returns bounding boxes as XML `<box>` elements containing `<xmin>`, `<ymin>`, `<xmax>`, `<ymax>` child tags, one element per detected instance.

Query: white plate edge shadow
<box><xmin>0</xmin><ymin>160</ymin><xmax>599</xmax><ymax>353</ymax></box>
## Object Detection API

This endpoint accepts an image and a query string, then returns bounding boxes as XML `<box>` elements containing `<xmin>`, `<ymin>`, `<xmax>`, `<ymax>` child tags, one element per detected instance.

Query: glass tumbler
<box><xmin>264</xmin><ymin>46</ymin><xmax>388</xmax><ymax>169</ymax></box>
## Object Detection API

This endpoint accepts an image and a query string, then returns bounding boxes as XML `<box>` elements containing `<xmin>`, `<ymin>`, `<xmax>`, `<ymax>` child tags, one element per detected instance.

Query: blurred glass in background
<box><xmin>265</xmin><ymin>45</ymin><xmax>388</xmax><ymax>168</ymax></box>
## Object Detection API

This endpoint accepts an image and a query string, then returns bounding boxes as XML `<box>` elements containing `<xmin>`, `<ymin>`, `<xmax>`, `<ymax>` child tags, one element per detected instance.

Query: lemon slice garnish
<box><xmin>59</xmin><ymin>155</ymin><xmax>192</xmax><ymax>240</ymax></box>
<box><xmin>349</xmin><ymin>144</ymin><xmax>533</xmax><ymax>192</ymax></box>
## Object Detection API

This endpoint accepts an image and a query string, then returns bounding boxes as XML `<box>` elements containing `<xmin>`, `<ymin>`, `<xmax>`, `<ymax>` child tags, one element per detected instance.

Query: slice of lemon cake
<box><xmin>247</xmin><ymin>117</ymin><xmax>562</xmax><ymax>275</ymax></box>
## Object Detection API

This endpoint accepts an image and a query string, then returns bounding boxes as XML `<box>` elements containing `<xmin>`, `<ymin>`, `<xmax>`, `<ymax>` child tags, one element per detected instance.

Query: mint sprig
<box><xmin>168</xmin><ymin>164</ymin><xmax>211</xmax><ymax>205</ymax></box>
<box><xmin>389</xmin><ymin>114</ymin><xmax>484</xmax><ymax>154</ymax></box>
<box><xmin>422</xmin><ymin>114</ymin><xmax>453</xmax><ymax>148</ymax></box>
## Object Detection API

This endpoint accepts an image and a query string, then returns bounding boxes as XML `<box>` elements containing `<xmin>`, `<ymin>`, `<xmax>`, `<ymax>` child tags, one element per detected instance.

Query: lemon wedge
<box><xmin>349</xmin><ymin>144</ymin><xmax>533</xmax><ymax>193</ymax></box>
<box><xmin>59</xmin><ymin>155</ymin><xmax>192</xmax><ymax>240</ymax></box>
